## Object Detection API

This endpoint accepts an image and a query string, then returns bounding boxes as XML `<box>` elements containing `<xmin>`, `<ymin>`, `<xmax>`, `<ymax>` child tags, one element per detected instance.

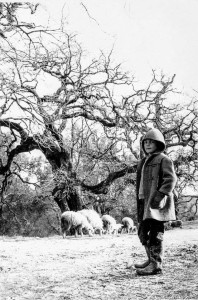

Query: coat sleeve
<box><xmin>158</xmin><ymin>156</ymin><xmax>177</xmax><ymax>196</ymax></box>
<box><xmin>136</xmin><ymin>159</ymin><xmax>145</xmax><ymax>222</ymax></box>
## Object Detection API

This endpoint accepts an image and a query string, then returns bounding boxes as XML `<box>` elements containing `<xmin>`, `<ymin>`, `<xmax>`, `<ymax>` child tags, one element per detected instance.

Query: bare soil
<box><xmin>0</xmin><ymin>221</ymin><xmax>198</xmax><ymax>300</ymax></box>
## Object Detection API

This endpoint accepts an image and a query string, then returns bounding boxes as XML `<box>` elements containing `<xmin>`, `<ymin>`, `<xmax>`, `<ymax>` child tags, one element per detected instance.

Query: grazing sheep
<box><xmin>79</xmin><ymin>209</ymin><xmax>103</xmax><ymax>235</ymax></box>
<box><xmin>132</xmin><ymin>225</ymin><xmax>137</xmax><ymax>234</ymax></box>
<box><xmin>121</xmin><ymin>217</ymin><xmax>136</xmax><ymax>234</ymax></box>
<box><xmin>165</xmin><ymin>220</ymin><xmax>183</xmax><ymax>230</ymax></box>
<box><xmin>101</xmin><ymin>215</ymin><xmax>117</xmax><ymax>234</ymax></box>
<box><xmin>61</xmin><ymin>211</ymin><xmax>94</xmax><ymax>238</ymax></box>
<box><xmin>111</xmin><ymin>223</ymin><xmax>123</xmax><ymax>235</ymax></box>
<box><xmin>170</xmin><ymin>220</ymin><xmax>183</xmax><ymax>228</ymax></box>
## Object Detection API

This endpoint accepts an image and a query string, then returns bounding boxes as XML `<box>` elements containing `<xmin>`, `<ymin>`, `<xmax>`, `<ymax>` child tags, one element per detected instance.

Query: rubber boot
<box><xmin>134</xmin><ymin>246</ymin><xmax>150</xmax><ymax>269</ymax></box>
<box><xmin>136</xmin><ymin>241</ymin><xmax>163</xmax><ymax>276</ymax></box>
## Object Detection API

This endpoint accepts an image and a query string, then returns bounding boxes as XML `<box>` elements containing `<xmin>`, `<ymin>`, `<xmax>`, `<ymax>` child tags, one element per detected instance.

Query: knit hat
<box><xmin>142</xmin><ymin>128</ymin><xmax>166</xmax><ymax>154</ymax></box>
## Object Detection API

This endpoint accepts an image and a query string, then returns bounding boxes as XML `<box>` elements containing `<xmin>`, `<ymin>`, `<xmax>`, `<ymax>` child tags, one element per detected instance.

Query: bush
<box><xmin>0</xmin><ymin>195</ymin><xmax>61</xmax><ymax>237</ymax></box>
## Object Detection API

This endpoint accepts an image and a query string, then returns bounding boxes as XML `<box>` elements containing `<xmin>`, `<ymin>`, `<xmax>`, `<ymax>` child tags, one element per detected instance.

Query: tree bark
<box><xmin>52</xmin><ymin>184</ymin><xmax>83</xmax><ymax>213</ymax></box>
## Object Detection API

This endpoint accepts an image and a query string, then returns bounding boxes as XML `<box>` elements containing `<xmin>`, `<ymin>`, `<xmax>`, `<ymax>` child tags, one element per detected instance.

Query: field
<box><xmin>0</xmin><ymin>221</ymin><xmax>198</xmax><ymax>300</ymax></box>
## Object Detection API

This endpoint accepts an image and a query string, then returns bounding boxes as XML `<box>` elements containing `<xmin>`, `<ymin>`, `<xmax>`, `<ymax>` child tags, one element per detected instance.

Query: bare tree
<box><xmin>1</xmin><ymin>3</ymin><xmax>198</xmax><ymax>214</ymax></box>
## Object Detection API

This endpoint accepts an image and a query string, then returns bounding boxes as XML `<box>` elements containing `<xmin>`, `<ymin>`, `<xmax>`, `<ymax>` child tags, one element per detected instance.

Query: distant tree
<box><xmin>0</xmin><ymin>3</ymin><xmax>198</xmax><ymax>214</ymax></box>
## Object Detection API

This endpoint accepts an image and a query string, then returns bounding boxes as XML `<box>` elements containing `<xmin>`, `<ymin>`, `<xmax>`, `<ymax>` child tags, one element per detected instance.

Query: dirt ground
<box><xmin>0</xmin><ymin>221</ymin><xmax>198</xmax><ymax>300</ymax></box>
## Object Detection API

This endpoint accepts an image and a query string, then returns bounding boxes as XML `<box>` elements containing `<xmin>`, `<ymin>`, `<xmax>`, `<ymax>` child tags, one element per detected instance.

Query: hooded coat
<box><xmin>136</xmin><ymin>129</ymin><xmax>177</xmax><ymax>222</ymax></box>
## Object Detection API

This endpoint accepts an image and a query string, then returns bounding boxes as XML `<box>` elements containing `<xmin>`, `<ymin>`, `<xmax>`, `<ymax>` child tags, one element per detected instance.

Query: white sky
<box><xmin>34</xmin><ymin>0</ymin><xmax>198</xmax><ymax>98</ymax></box>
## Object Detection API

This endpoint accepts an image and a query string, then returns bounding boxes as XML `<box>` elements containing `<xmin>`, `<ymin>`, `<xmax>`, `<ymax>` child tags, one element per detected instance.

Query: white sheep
<box><xmin>121</xmin><ymin>217</ymin><xmax>136</xmax><ymax>234</ymax></box>
<box><xmin>79</xmin><ymin>209</ymin><xmax>104</xmax><ymax>235</ymax></box>
<box><xmin>61</xmin><ymin>211</ymin><xmax>94</xmax><ymax>238</ymax></box>
<box><xmin>101</xmin><ymin>214</ymin><xmax>117</xmax><ymax>234</ymax></box>
<box><xmin>111</xmin><ymin>223</ymin><xmax>123</xmax><ymax>235</ymax></box>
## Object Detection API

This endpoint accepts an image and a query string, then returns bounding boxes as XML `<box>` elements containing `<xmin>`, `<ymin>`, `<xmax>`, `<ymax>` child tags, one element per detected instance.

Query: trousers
<box><xmin>138</xmin><ymin>218</ymin><xmax>165</xmax><ymax>246</ymax></box>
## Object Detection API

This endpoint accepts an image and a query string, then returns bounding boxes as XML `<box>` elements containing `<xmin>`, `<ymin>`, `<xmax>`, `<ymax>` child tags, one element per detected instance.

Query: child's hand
<box><xmin>151</xmin><ymin>191</ymin><xmax>166</xmax><ymax>209</ymax></box>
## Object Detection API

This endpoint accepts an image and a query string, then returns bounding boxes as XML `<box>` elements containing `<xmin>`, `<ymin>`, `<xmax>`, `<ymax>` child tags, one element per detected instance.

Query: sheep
<box><xmin>170</xmin><ymin>220</ymin><xmax>183</xmax><ymax>228</ymax></box>
<box><xmin>111</xmin><ymin>223</ymin><xmax>123</xmax><ymax>235</ymax></box>
<box><xmin>78</xmin><ymin>209</ymin><xmax>104</xmax><ymax>235</ymax></box>
<box><xmin>61</xmin><ymin>211</ymin><xmax>94</xmax><ymax>238</ymax></box>
<box><xmin>101</xmin><ymin>214</ymin><xmax>117</xmax><ymax>234</ymax></box>
<box><xmin>121</xmin><ymin>217</ymin><xmax>136</xmax><ymax>234</ymax></box>
<box><xmin>165</xmin><ymin>220</ymin><xmax>183</xmax><ymax>230</ymax></box>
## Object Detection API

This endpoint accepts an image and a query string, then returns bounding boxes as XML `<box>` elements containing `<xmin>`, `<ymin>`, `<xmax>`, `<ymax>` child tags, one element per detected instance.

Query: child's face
<box><xmin>144</xmin><ymin>139</ymin><xmax>157</xmax><ymax>154</ymax></box>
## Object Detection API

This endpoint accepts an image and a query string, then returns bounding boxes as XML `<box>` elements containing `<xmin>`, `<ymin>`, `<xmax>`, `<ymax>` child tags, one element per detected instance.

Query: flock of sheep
<box><xmin>61</xmin><ymin>209</ymin><xmax>137</xmax><ymax>238</ymax></box>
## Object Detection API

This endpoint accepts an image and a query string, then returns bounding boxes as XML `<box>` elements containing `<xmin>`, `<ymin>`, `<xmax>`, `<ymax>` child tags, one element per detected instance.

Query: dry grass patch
<box><xmin>0</xmin><ymin>222</ymin><xmax>198</xmax><ymax>300</ymax></box>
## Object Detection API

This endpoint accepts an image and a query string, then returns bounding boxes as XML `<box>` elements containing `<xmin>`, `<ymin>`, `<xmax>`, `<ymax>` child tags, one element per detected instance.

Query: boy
<box><xmin>135</xmin><ymin>128</ymin><xmax>177</xmax><ymax>276</ymax></box>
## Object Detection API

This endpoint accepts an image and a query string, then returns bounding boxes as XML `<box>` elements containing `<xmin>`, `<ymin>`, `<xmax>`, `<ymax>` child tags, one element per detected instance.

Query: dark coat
<box><xmin>136</xmin><ymin>153</ymin><xmax>177</xmax><ymax>222</ymax></box>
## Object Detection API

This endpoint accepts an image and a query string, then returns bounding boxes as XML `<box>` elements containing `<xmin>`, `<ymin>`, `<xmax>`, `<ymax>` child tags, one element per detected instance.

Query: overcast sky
<box><xmin>35</xmin><ymin>0</ymin><xmax>198</xmax><ymax>98</ymax></box>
